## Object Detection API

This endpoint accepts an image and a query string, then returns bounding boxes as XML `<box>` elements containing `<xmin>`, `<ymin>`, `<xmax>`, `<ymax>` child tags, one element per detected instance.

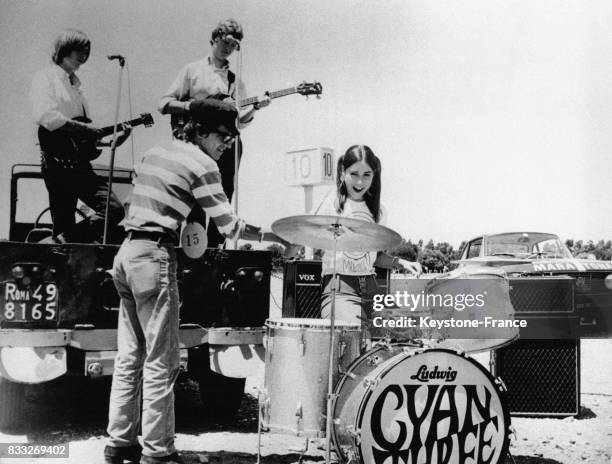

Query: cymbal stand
<box><xmin>325</xmin><ymin>223</ymin><xmax>341</xmax><ymax>464</ymax></box>
<box><xmin>256</xmin><ymin>390</ymin><xmax>264</xmax><ymax>464</ymax></box>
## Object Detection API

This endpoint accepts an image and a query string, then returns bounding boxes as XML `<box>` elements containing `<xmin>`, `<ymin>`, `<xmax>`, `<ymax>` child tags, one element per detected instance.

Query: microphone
<box><xmin>107</xmin><ymin>55</ymin><xmax>125</xmax><ymax>61</ymax></box>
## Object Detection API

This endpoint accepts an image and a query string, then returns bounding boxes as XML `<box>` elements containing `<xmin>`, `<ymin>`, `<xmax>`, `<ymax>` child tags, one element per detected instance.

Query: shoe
<box><xmin>140</xmin><ymin>452</ymin><xmax>185</xmax><ymax>464</ymax></box>
<box><xmin>105</xmin><ymin>456</ymin><xmax>122</xmax><ymax>464</ymax></box>
<box><xmin>52</xmin><ymin>234</ymin><xmax>67</xmax><ymax>244</ymax></box>
<box><xmin>104</xmin><ymin>444</ymin><xmax>142</xmax><ymax>464</ymax></box>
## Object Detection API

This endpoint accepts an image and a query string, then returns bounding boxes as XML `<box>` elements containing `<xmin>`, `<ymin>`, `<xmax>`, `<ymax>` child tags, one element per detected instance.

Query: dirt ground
<box><xmin>0</xmin><ymin>275</ymin><xmax>610</xmax><ymax>464</ymax></box>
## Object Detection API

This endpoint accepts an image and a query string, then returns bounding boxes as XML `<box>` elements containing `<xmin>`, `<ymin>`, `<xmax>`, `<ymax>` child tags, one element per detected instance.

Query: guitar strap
<box><xmin>227</xmin><ymin>69</ymin><xmax>236</xmax><ymax>98</ymax></box>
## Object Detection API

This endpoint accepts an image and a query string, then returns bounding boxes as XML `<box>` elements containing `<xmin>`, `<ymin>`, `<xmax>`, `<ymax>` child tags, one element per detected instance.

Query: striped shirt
<box><xmin>123</xmin><ymin>140</ymin><xmax>242</xmax><ymax>239</ymax></box>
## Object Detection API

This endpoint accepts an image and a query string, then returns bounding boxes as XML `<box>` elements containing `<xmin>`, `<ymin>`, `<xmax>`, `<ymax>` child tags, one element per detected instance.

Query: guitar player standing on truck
<box><xmin>158</xmin><ymin>18</ymin><xmax>270</xmax><ymax>247</ymax></box>
<box><xmin>29</xmin><ymin>28</ymin><xmax>131</xmax><ymax>244</ymax></box>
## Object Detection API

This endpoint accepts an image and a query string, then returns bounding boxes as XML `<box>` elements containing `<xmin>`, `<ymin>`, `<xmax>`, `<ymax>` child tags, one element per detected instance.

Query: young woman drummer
<box><xmin>315</xmin><ymin>144</ymin><xmax>421</xmax><ymax>325</ymax></box>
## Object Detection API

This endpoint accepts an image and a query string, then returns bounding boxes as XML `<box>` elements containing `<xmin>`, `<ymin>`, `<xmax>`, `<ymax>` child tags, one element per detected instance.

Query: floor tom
<box><xmin>262</xmin><ymin>317</ymin><xmax>361</xmax><ymax>437</ymax></box>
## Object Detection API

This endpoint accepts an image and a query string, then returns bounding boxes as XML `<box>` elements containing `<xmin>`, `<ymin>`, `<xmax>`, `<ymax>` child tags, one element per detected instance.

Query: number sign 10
<box><xmin>285</xmin><ymin>147</ymin><xmax>335</xmax><ymax>187</ymax></box>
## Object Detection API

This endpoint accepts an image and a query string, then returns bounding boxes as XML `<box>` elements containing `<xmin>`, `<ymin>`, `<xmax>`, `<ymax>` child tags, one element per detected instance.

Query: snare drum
<box><xmin>333</xmin><ymin>348</ymin><xmax>510</xmax><ymax>464</ymax></box>
<box><xmin>261</xmin><ymin>318</ymin><xmax>361</xmax><ymax>437</ymax></box>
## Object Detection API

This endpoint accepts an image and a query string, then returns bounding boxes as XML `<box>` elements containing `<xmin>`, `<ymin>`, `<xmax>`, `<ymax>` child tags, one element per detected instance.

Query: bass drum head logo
<box><xmin>358</xmin><ymin>350</ymin><xmax>509</xmax><ymax>464</ymax></box>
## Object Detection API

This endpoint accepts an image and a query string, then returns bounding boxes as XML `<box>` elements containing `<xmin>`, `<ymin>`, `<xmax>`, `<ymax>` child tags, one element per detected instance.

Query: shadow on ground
<box><xmin>576</xmin><ymin>405</ymin><xmax>597</xmax><ymax>420</ymax></box>
<box><xmin>506</xmin><ymin>456</ymin><xmax>565</xmax><ymax>464</ymax></box>
<box><xmin>2</xmin><ymin>375</ymin><xmax>258</xmax><ymax>440</ymax></box>
<box><xmin>137</xmin><ymin>451</ymin><xmax>566</xmax><ymax>464</ymax></box>
<box><xmin>180</xmin><ymin>451</ymin><xmax>324</xmax><ymax>464</ymax></box>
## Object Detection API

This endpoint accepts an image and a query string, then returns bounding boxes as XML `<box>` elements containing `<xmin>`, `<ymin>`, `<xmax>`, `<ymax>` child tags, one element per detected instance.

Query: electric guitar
<box><xmin>170</xmin><ymin>81</ymin><xmax>323</xmax><ymax>137</ymax></box>
<box><xmin>38</xmin><ymin>112</ymin><xmax>154</xmax><ymax>162</ymax></box>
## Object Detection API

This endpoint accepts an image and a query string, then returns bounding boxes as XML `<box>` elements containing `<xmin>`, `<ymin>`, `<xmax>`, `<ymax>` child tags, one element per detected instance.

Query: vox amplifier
<box><xmin>282</xmin><ymin>260</ymin><xmax>390</xmax><ymax>319</ymax></box>
<box><xmin>282</xmin><ymin>260</ymin><xmax>322</xmax><ymax>318</ymax></box>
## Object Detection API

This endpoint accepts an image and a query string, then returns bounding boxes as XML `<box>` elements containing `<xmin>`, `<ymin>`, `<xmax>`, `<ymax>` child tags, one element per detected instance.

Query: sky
<box><xmin>0</xmin><ymin>0</ymin><xmax>610</xmax><ymax>247</ymax></box>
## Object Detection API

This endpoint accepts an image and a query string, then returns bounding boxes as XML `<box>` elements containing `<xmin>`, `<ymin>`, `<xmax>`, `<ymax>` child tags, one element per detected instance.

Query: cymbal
<box><xmin>271</xmin><ymin>215</ymin><xmax>402</xmax><ymax>252</ymax></box>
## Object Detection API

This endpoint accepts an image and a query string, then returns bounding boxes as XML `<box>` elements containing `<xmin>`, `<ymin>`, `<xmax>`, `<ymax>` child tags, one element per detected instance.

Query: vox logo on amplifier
<box><xmin>297</xmin><ymin>272</ymin><xmax>320</xmax><ymax>284</ymax></box>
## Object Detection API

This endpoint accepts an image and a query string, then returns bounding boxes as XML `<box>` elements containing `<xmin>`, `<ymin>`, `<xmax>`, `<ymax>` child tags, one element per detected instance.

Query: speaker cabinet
<box><xmin>492</xmin><ymin>338</ymin><xmax>580</xmax><ymax>416</ymax></box>
<box><xmin>508</xmin><ymin>276</ymin><xmax>574</xmax><ymax>314</ymax></box>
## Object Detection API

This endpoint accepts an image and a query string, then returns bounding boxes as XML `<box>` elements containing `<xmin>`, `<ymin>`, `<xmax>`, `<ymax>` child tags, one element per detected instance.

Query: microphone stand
<box><xmin>103</xmin><ymin>56</ymin><xmax>126</xmax><ymax>244</ymax></box>
<box><xmin>231</xmin><ymin>44</ymin><xmax>242</xmax><ymax>249</ymax></box>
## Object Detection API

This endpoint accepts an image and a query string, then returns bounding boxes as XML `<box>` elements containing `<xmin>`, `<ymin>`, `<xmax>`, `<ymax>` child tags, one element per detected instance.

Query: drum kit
<box><xmin>254</xmin><ymin>215</ymin><xmax>512</xmax><ymax>464</ymax></box>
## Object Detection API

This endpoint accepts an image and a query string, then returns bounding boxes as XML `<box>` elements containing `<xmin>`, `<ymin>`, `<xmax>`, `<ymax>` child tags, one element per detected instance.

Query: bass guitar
<box><xmin>170</xmin><ymin>81</ymin><xmax>322</xmax><ymax>137</ymax></box>
<box><xmin>233</xmin><ymin>81</ymin><xmax>323</xmax><ymax>109</ymax></box>
<box><xmin>38</xmin><ymin>112</ymin><xmax>154</xmax><ymax>162</ymax></box>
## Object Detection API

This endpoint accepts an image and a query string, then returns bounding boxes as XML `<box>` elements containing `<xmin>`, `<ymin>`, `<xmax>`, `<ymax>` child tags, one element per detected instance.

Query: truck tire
<box><xmin>0</xmin><ymin>377</ymin><xmax>25</xmax><ymax>429</ymax></box>
<box><xmin>189</xmin><ymin>345</ymin><xmax>246</xmax><ymax>420</ymax></box>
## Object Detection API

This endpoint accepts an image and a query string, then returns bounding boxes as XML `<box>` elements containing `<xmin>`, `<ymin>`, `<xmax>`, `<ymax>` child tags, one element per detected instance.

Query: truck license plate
<box><xmin>2</xmin><ymin>282</ymin><xmax>59</xmax><ymax>322</ymax></box>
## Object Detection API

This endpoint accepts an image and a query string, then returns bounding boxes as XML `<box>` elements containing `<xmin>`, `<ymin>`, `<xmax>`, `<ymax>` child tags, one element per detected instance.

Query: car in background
<box><xmin>456</xmin><ymin>232</ymin><xmax>612</xmax><ymax>337</ymax></box>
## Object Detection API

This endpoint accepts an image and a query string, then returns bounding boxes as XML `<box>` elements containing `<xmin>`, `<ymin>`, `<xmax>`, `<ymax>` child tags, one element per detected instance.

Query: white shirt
<box><xmin>316</xmin><ymin>195</ymin><xmax>386</xmax><ymax>276</ymax></box>
<box><xmin>29</xmin><ymin>64</ymin><xmax>89</xmax><ymax>131</ymax></box>
<box><xmin>158</xmin><ymin>55</ymin><xmax>251</xmax><ymax>126</ymax></box>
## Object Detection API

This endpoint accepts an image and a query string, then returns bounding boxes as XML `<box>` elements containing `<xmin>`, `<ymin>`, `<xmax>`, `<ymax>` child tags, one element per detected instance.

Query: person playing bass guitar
<box><xmin>29</xmin><ymin>29</ymin><xmax>132</xmax><ymax>244</ymax></box>
<box><xmin>158</xmin><ymin>18</ymin><xmax>270</xmax><ymax>247</ymax></box>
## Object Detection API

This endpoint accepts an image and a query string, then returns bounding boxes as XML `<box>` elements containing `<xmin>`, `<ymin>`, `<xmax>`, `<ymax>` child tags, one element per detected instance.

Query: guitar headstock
<box><xmin>139</xmin><ymin>113</ymin><xmax>155</xmax><ymax>127</ymax></box>
<box><xmin>297</xmin><ymin>81</ymin><xmax>323</xmax><ymax>97</ymax></box>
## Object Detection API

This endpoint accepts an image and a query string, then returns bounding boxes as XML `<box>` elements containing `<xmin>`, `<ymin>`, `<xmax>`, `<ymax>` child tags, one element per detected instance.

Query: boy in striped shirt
<box><xmin>105</xmin><ymin>100</ymin><xmax>262</xmax><ymax>464</ymax></box>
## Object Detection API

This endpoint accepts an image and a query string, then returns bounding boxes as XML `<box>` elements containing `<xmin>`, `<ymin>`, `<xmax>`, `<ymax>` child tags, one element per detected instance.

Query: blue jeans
<box><xmin>321</xmin><ymin>274</ymin><xmax>378</xmax><ymax>325</ymax></box>
<box><xmin>107</xmin><ymin>238</ymin><xmax>180</xmax><ymax>457</ymax></box>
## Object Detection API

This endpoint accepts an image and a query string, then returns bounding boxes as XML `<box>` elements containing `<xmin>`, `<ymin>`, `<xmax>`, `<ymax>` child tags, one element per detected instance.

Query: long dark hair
<box><xmin>336</xmin><ymin>145</ymin><xmax>382</xmax><ymax>223</ymax></box>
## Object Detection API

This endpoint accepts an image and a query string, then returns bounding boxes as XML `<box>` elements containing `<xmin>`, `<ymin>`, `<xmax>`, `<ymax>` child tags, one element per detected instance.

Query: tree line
<box><xmin>258</xmin><ymin>238</ymin><xmax>612</xmax><ymax>272</ymax></box>
<box><xmin>389</xmin><ymin>239</ymin><xmax>612</xmax><ymax>273</ymax></box>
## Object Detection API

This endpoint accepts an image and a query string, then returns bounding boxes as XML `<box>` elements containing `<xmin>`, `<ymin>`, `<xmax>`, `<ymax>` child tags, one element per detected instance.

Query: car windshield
<box><xmin>484</xmin><ymin>233</ymin><xmax>573</xmax><ymax>259</ymax></box>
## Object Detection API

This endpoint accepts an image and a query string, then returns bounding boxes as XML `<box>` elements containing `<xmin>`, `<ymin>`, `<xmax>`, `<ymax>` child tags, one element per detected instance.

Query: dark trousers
<box><xmin>42</xmin><ymin>158</ymin><xmax>125</xmax><ymax>243</ymax></box>
<box><xmin>321</xmin><ymin>274</ymin><xmax>379</xmax><ymax>324</ymax></box>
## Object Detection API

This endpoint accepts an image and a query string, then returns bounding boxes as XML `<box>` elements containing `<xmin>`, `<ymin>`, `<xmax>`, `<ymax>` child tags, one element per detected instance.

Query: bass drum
<box><xmin>333</xmin><ymin>348</ymin><xmax>510</xmax><ymax>464</ymax></box>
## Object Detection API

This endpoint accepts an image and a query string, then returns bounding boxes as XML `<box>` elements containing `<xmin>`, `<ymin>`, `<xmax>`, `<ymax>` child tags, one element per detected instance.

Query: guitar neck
<box><xmin>238</xmin><ymin>87</ymin><xmax>298</xmax><ymax>108</ymax></box>
<box><xmin>99</xmin><ymin>117</ymin><xmax>143</xmax><ymax>137</ymax></box>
